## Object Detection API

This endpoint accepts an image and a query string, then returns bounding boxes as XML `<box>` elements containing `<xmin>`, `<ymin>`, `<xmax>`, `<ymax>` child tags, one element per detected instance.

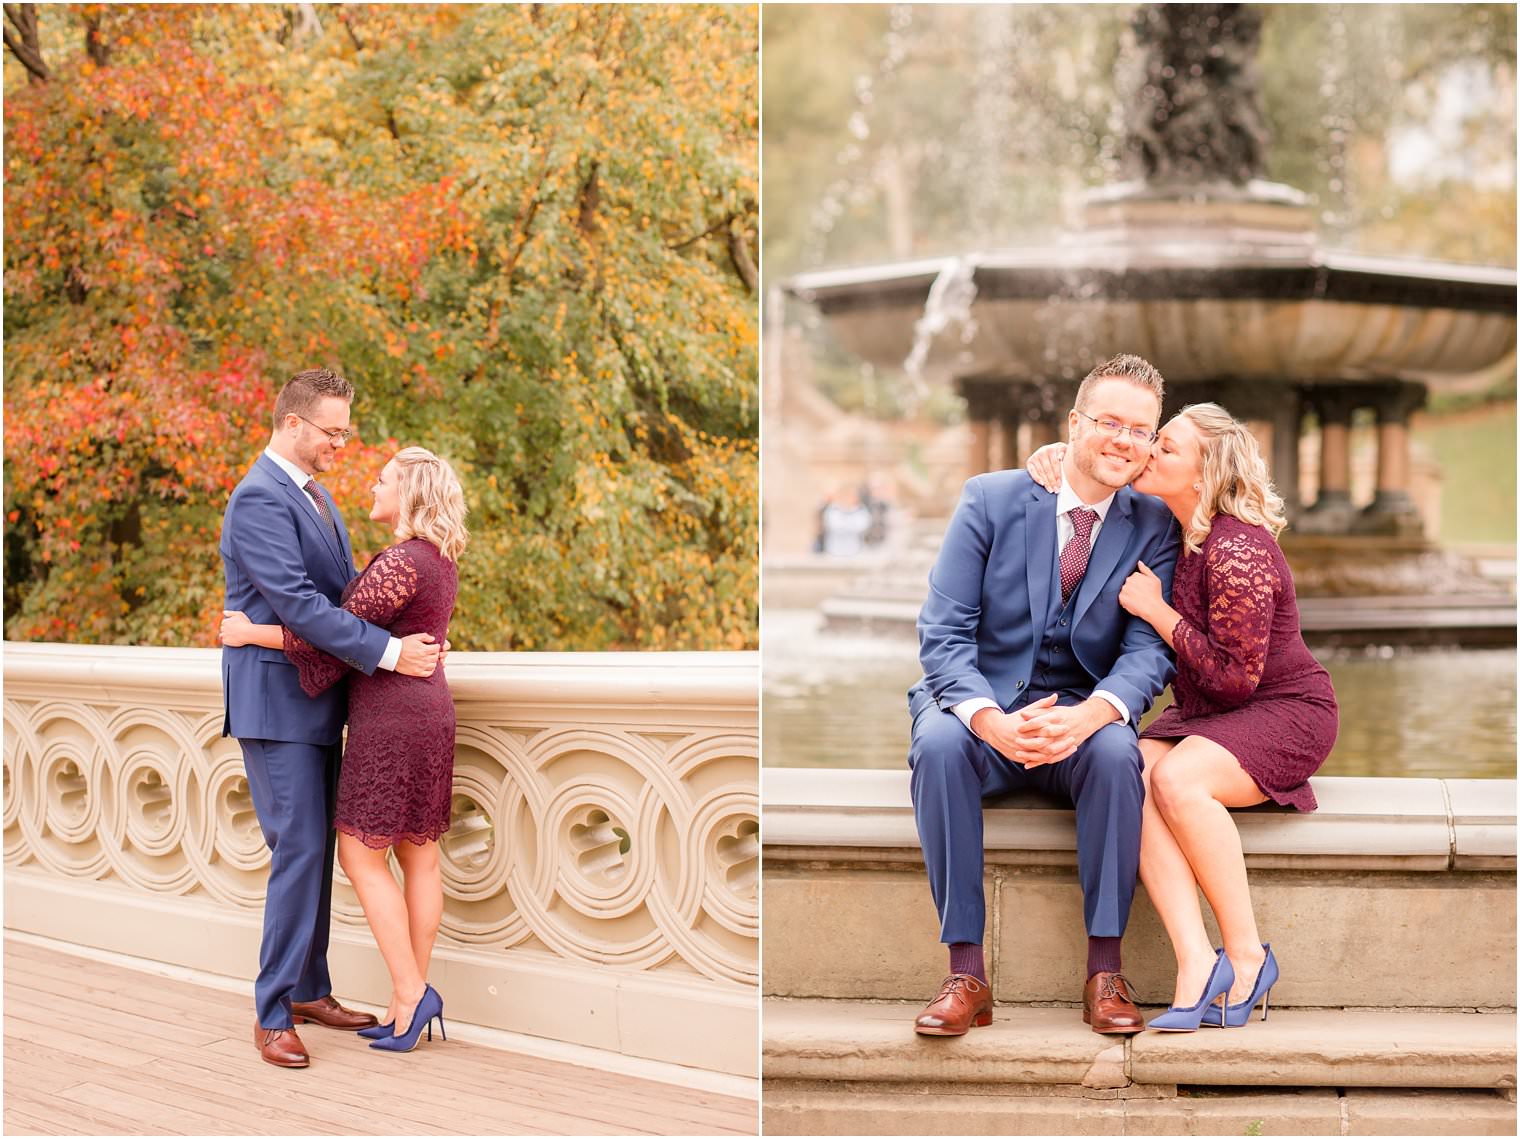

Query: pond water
<box><xmin>763</xmin><ymin>610</ymin><xmax>1517</xmax><ymax>780</ymax></box>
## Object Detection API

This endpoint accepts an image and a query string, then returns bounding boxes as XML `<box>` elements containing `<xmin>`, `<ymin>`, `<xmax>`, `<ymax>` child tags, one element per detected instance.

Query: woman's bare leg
<box><xmin>338</xmin><ymin>833</ymin><xmax>426</xmax><ymax>1032</ymax></box>
<box><xmin>1139</xmin><ymin>738</ymin><xmax>1219</xmax><ymax>1006</ymax></box>
<box><xmin>1148</xmin><ymin>736</ymin><xmax>1270</xmax><ymax>1006</ymax></box>
<box><xmin>393</xmin><ymin>840</ymin><xmax>444</xmax><ymax>985</ymax></box>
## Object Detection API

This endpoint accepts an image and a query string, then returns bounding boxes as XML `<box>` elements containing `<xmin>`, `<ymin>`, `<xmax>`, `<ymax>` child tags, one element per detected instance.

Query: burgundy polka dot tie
<box><xmin>1060</xmin><ymin>507</ymin><xmax>1096</xmax><ymax>603</ymax></box>
<box><xmin>304</xmin><ymin>478</ymin><xmax>337</xmax><ymax>538</ymax></box>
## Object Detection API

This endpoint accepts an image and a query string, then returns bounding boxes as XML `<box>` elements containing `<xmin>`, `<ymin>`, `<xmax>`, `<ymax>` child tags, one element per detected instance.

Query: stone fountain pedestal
<box><xmin>788</xmin><ymin>179</ymin><xmax>1514</xmax><ymax>642</ymax></box>
<box><xmin>793</xmin><ymin>172</ymin><xmax>1513</xmax><ymax>544</ymax></box>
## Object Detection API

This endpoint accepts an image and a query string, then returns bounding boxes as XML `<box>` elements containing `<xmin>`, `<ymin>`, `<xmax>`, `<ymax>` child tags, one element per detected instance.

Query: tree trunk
<box><xmin>294</xmin><ymin>2</ymin><xmax>322</xmax><ymax>44</ymax></box>
<box><xmin>577</xmin><ymin>161</ymin><xmax>601</xmax><ymax>235</ymax></box>
<box><xmin>3</xmin><ymin>4</ymin><xmax>50</xmax><ymax>84</ymax></box>
<box><xmin>880</xmin><ymin>144</ymin><xmax>915</xmax><ymax>259</ymax></box>
<box><xmin>728</xmin><ymin>219</ymin><xmax>758</xmax><ymax>291</ymax></box>
<box><xmin>84</xmin><ymin>9</ymin><xmax>109</xmax><ymax>66</ymax></box>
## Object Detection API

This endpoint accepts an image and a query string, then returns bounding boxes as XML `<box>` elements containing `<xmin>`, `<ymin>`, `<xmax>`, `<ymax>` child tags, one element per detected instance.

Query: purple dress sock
<box><xmin>1087</xmin><ymin>935</ymin><xmax>1123</xmax><ymax>979</ymax></box>
<box><xmin>949</xmin><ymin>942</ymin><xmax>987</xmax><ymax>984</ymax></box>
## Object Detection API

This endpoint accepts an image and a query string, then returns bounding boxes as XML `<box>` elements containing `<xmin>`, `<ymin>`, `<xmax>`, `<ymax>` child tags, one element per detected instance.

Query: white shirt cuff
<box><xmin>1094</xmin><ymin>689</ymin><xmax>1130</xmax><ymax>726</ymax></box>
<box><xmin>952</xmin><ymin>698</ymin><xmax>1000</xmax><ymax>732</ymax></box>
<box><xmin>378</xmin><ymin>637</ymin><xmax>402</xmax><ymax>672</ymax></box>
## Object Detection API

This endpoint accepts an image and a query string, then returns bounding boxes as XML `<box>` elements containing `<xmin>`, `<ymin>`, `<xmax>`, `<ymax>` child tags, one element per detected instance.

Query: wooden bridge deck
<box><xmin>3</xmin><ymin>937</ymin><xmax>756</xmax><ymax>1136</ymax></box>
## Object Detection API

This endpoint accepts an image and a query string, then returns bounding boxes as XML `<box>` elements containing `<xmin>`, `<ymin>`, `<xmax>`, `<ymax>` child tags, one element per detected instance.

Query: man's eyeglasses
<box><xmin>295</xmin><ymin>414</ymin><xmax>354</xmax><ymax>444</ymax></box>
<box><xmin>1075</xmin><ymin>410</ymin><xmax>1157</xmax><ymax>445</ymax></box>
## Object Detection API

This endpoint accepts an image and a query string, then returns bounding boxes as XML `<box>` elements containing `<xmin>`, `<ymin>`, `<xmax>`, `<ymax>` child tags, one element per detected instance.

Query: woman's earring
<box><xmin>1193</xmin><ymin>483</ymin><xmax>1201</xmax><ymax>491</ymax></box>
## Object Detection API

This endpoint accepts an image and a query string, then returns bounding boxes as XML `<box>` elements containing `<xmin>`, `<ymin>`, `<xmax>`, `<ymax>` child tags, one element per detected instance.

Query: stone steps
<box><xmin>764</xmin><ymin>770</ymin><xmax>1516</xmax><ymax>1131</ymax></box>
<box><xmin>763</xmin><ymin>998</ymin><xmax>1517</xmax><ymax>1135</ymax></box>
<box><xmin>765</xmin><ymin>1085</ymin><xmax>1516</xmax><ymax>1136</ymax></box>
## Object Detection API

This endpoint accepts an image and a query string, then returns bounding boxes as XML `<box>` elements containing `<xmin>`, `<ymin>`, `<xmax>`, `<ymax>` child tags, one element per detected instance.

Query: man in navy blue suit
<box><xmin>220</xmin><ymin>368</ymin><xmax>441</xmax><ymax>1068</ymax></box>
<box><xmin>908</xmin><ymin>354</ymin><xmax>1180</xmax><ymax>1037</ymax></box>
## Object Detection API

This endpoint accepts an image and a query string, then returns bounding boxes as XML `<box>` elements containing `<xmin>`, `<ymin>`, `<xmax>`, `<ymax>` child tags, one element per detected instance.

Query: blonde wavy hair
<box><xmin>392</xmin><ymin>447</ymin><xmax>468</xmax><ymax>562</ymax></box>
<box><xmin>1175</xmin><ymin>403</ymin><xmax>1287</xmax><ymax>554</ymax></box>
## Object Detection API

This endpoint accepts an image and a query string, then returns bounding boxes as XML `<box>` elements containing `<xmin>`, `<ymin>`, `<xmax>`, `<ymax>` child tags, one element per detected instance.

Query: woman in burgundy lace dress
<box><xmin>221</xmin><ymin>447</ymin><xmax>466</xmax><ymax>1052</ymax></box>
<box><xmin>1029</xmin><ymin>404</ymin><xmax>1337</xmax><ymax>1030</ymax></box>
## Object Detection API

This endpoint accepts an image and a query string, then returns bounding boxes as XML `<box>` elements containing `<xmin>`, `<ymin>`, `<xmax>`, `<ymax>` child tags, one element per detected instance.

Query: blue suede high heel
<box><xmin>369</xmin><ymin>984</ymin><xmax>445</xmax><ymax>1053</ymax></box>
<box><xmin>357</xmin><ymin>1021</ymin><xmax>395</xmax><ymax>1040</ymax></box>
<box><xmin>1202</xmin><ymin>944</ymin><xmax>1279</xmax><ymax>1027</ymax></box>
<box><xmin>1147</xmin><ymin>949</ymin><xmax>1234</xmax><ymax>1032</ymax></box>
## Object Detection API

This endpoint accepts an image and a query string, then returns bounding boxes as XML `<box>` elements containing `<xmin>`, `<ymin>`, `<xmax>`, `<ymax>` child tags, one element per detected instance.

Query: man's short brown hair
<box><xmin>272</xmin><ymin>368</ymin><xmax>354</xmax><ymax>430</ymax></box>
<box><xmin>1074</xmin><ymin>354</ymin><xmax>1165</xmax><ymax>413</ymax></box>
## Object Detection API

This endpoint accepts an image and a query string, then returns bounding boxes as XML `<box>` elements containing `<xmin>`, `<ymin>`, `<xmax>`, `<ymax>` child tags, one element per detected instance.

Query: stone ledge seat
<box><xmin>762</xmin><ymin>769</ymin><xmax>1517</xmax><ymax>1012</ymax></box>
<box><xmin>764</xmin><ymin>769</ymin><xmax>1516</xmax><ymax>872</ymax></box>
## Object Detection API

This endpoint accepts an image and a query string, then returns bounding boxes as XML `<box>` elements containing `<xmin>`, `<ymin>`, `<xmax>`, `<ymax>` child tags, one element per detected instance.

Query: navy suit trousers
<box><xmin>908</xmin><ymin>692</ymin><xmax>1144</xmax><ymax>945</ymax></box>
<box><xmin>239</xmin><ymin>737</ymin><xmax>341</xmax><ymax>1029</ymax></box>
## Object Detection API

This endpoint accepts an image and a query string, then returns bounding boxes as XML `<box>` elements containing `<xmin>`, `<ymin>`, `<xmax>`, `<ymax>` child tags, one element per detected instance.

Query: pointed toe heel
<box><xmin>357</xmin><ymin>1021</ymin><xmax>395</xmax><ymax>1040</ymax></box>
<box><xmin>369</xmin><ymin>985</ymin><xmax>445</xmax><ymax>1053</ymax></box>
<box><xmin>1202</xmin><ymin>943</ymin><xmax>1280</xmax><ymax>1028</ymax></box>
<box><xmin>1147</xmin><ymin>949</ymin><xmax>1234</xmax><ymax>1033</ymax></box>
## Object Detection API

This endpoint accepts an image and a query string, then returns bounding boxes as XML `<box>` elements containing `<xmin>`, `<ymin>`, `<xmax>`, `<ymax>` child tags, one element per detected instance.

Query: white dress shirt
<box><xmin>952</xmin><ymin>482</ymin><xmax>1130</xmax><ymax>732</ymax></box>
<box><xmin>262</xmin><ymin>448</ymin><xmax>402</xmax><ymax>671</ymax></box>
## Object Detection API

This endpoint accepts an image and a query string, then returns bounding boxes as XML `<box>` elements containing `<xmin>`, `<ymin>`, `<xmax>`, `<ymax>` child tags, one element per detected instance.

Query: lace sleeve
<box><xmin>1170</xmin><ymin>528</ymin><xmax>1278</xmax><ymax>708</ymax></box>
<box><xmin>284</xmin><ymin>545</ymin><xmax>421</xmax><ymax>697</ymax></box>
<box><xmin>342</xmin><ymin>544</ymin><xmax>421</xmax><ymax>625</ymax></box>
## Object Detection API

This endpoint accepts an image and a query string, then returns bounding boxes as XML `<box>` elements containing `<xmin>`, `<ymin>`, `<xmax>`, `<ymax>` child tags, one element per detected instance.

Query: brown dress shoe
<box><xmin>291</xmin><ymin>995</ymin><xmax>379</xmax><ymax>1031</ymax></box>
<box><xmin>914</xmin><ymin>973</ymin><xmax>993</xmax><ymax>1036</ymax></box>
<box><xmin>1083</xmin><ymin>971</ymin><xmax>1144</xmax><ymax>1035</ymax></box>
<box><xmin>253</xmin><ymin>1023</ymin><xmax>310</xmax><ymax>1068</ymax></box>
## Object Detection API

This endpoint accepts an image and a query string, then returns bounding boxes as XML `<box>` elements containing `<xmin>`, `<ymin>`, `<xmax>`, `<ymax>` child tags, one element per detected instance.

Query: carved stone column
<box><xmin>958</xmin><ymin>377</ymin><xmax>1005</xmax><ymax>476</ymax></box>
<box><xmin>1168</xmin><ymin>380</ymin><xmax>1301</xmax><ymax>520</ymax></box>
<box><xmin>1024</xmin><ymin>416</ymin><xmax>1061</xmax><ymax>462</ymax></box>
<box><xmin>1297</xmin><ymin>385</ymin><xmax>1362</xmax><ymax>534</ymax></box>
<box><xmin>998</xmin><ymin>410</ymin><xmax>1022</xmax><ymax>472</ymax></box>
<box><xmin>1354</xmin><ymin>380</ymin><xmax>1428</xmax><ymax>537</ymax></box>
<box><xmin>1021</xmin><ymin>381</ymin><xmax>1075</xmax><ymax>465</ymax></box>
<box><xmin>961</xmin><ymin>378</ymin><xmax>1081</xmax><ymax>473</ymax></box>
<box><xmin>1271</xmin><ymin>396</ymin><xmax>1304</xmax><ymax>524</ymax></box>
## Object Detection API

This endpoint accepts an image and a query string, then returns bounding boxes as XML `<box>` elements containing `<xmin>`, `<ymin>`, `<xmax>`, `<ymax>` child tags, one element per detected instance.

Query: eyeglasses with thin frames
<box><xmin>1074</xmin><ymin>410</ymin><xmax>1157</xmax><ymax>445</ymax></box>
<box><xmin>295</xmin><ymin>414</ymin><xmax>355</xmax><ymax>444</ymax></box>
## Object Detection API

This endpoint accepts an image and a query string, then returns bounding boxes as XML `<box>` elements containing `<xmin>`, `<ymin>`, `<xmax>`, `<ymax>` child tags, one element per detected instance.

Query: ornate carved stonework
<box><xmin>3</xmin><ymin>644</ymin><xmax>758</xmax><ymax>1074</ymax></box>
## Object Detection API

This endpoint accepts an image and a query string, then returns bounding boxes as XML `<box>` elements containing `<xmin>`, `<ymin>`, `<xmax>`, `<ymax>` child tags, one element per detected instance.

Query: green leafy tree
<box><xmin>5</xmin><ymin>3</ymin><xmax>758</xmax><ymax>650</ymax></box>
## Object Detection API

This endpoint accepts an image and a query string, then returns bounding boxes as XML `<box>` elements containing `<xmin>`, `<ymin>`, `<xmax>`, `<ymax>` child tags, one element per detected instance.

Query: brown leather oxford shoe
<box><xmin>291</xmin><ymin>995</ymin><xmax>379</xmax><ymax>1031</ymax></box>
<box><xmin>253</xmin><ymin>1023</ymin><xmax>310</xmax><ymax>1068</ymax></box>
<box><xmin>1083</xmin><ymin>971</ymin><xmax>1144</xmax><ymax>1035</ymax></box>
<box><xmin>913</xmin><ymin>973</ymin><xmax>993</xmax><ymax>1036</ymax></box>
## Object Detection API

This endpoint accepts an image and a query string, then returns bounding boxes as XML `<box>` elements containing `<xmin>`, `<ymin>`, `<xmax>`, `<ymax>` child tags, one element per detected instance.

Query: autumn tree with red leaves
<box><xmin>5</xmin><ymin>4</ymin><xmax>758</xmax><ymax>650</ymax></box>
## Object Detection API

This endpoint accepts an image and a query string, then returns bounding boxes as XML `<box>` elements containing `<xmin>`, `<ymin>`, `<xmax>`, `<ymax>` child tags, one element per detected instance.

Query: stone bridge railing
<box><xmin>3</xmin><ymin>643</ymin><xmax>758</xmax><ymax>1079</ymax></box>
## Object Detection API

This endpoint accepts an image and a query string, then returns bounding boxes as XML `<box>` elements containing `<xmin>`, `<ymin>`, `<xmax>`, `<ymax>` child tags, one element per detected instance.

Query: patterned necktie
<box><xmin>303</xmin><ymin>479</ymin><xmax>337</xmax><ymax>538</ymax></box>
<box><xmin>1059</xmin><ymin>507</ymin><xmax>1096</xmax><ymax>602</ymax></box>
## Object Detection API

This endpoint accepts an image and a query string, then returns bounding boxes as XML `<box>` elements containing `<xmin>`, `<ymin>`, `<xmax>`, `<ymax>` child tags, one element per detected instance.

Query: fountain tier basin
<box><xmin>791</xmin><ymin>247</ymin><xmax>1516</xmax><ymax>387</ymax></box>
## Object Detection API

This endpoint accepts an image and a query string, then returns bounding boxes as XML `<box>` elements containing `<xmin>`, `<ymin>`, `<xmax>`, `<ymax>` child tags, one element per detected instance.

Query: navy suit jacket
<box><xmin>911</xmin><ymin>469</ymin><xmax>1180</xmax><ymax>724</ymax></box>
<box><xmin>220</xmin><ymin>454</ymin><xmax>390</xmax><ymax>745</ymax></box>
